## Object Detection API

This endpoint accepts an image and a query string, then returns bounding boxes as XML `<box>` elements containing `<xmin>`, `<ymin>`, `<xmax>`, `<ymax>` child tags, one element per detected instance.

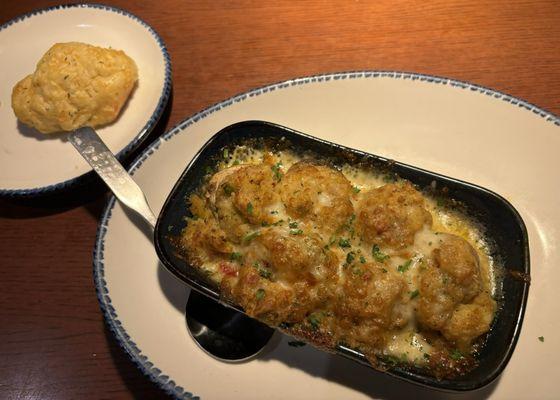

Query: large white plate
<box><xmin>94</xmin><ymin>72</ymin><xmax>560</xmax><ymax>400</ymax></box>
<box><xmin>0</xmin><ymin>4</ymin><xmax>171</xmax><ymax>196</ymax></box>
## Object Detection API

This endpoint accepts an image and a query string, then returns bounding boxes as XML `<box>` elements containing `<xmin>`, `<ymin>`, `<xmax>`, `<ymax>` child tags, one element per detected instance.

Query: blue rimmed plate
<box><xmin>0</xmin><ymin>3</ymin><xmax>171</xmax><ymax>197</ymax></box>
<box><xmin>94</xmin><ymin>72</ymin><xmax>559</xmax><ymax>399</ymax></box>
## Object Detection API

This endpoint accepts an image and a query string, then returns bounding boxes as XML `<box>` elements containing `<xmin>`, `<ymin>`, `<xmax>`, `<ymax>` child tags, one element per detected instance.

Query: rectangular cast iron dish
<box><xmin>154</xmin><ymin>120</ymin><xmax>530</xmax><ymax>392</ymax></box>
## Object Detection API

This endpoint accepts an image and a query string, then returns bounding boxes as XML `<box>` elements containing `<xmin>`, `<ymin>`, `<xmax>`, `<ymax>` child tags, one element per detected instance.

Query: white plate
<box><xmin>94</xmin><ymin>72</ymin><xmax>560</xmax><ymax>400</ymax></box>
<box><xmin>0</xmin><ymin>4</ymin><xmax>171</xmax><ymax>196</ymax></box>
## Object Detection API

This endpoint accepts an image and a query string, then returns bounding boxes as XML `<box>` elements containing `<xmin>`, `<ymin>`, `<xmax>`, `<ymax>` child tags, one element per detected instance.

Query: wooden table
<box><xmin>1</xmin><ymin>1</ymin><xmax>558</xmax><ymax>398</ymax></box>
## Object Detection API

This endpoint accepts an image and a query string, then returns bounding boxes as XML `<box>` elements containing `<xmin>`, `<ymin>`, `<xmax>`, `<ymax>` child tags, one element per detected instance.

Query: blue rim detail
<box><xmin>93</xmin><ymin>71</ymin><xmax>559</xmax><ymax>399</ymax></box>
<box><xmin>0</xmin><ymin>3</ymin><xmax>172</xmax><ymax>198</ymax></box>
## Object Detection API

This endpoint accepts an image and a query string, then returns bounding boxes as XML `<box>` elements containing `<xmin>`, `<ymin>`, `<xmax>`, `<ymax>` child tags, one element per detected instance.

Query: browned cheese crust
<box><xmin>357</xmin><ymin>182</ymin><xmax>433</xmax><ymax>249</ymax></box>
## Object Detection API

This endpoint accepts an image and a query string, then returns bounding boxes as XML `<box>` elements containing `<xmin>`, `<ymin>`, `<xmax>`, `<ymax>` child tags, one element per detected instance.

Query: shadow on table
<box><xmin>0</xmin><ymin>89</ymin><xmax>173</xmax><ymax>218</ymax></box>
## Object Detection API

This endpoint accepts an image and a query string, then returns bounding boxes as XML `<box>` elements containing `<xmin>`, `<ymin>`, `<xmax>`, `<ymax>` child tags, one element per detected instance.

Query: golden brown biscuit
<box><xmin>12</xmin><ymin>42</ymin><xmax>138</xmax><ymax>133</ymax></box>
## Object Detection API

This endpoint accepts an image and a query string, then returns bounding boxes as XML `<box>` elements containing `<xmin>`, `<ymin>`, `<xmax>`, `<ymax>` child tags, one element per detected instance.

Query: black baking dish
<box><xmin>154</xmin><ymin>120</ymin><xmax>530</xmax><ymax>392</ymax></box>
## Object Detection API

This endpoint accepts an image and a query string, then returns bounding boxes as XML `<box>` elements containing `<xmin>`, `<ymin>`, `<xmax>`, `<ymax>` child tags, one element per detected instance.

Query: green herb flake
<box><xmin>222</xmin><ymin>183</ymin><xmax>234</xmax><ymax>196</ymax></box>
<box><xmin>450</xmin><ymin>349</ymin><xmax>463</xmax><ymax>360</ymax></box>
<box><xmin>382</xmin><ymin>355</ymin><xmax>400</xmax><ymax>366</ymax></box>
<box><xmin>397</xmin><ymin>259</ymin><xmax>413</xmax><ymax>273</ymax></box>
<box><xmin>382</xmin><ymin>268</ymin><xmax>388</xmax><ymax>273</ymax></box>
<box><xmin>383</xmin><ymin>174</ymin><xmax>397</xmax><ymax>183</ymax></box>
<box><xmin>223</xmin><ymin>148</ymin><xmax>229</xmax><ymax>159</ymax></box>
<box><xmin>256</xmin><ymin>288</ymin><xmax>266</xmax><ymax>300</ymax></box>
<box><xmin>372</xmin><ymin>244</ymin><xmax>389</xmax><ymax>262</ymax></box>
<box><xmin>243</xmin><ymin>231</ymin><xmax>260</xmax><ymax>244</ymax></box>
<box><xmin>288</xmin><ymin>341</ymin><xmax>306</xmax><ymax>347</ymax></box>
<box><xmin>352</xmin><ymin>267</ymin><xmax>364</xmax><ymax>276</ymax></box>
<box><xmin>271</xmin><ymin>162</ymin><xmax>283</xmax><ymax>180</ymax></box>
<box><xmin>346</xmin><ymin>252</ymin><xmax>356</xmax><ymax>264</ymax></box>
<box><xmin>538</xmin><ymin>336</ymin><xmax>544</xmax><ymax>342</ymax></box>
<box><xmin>308</xmin><ymin>312</ymin><xmax>324</xmax><ymax>330</ymax></box>
<box><xmin>253</xmin><ymin>262</ymin><xmax>273</xmax><ymax>279</ymax></box>
<box><xmin>290</xmin><ymin>229</ymin><xmax>304</xmax><ymax>235</ymax></box>
<box><xmin>359</xmin><ymin>255</ymin><xmax>366</xmax><ymax>264</ymax></box>
<box><xmin>289</xmin><ymin>221</ymin><xmax>298</xmax><ymax>229</ymax></box>
<box><xmin>247</xmin><ymin>202</ymin><xmax>254</xmax><ymax>215</ymax></box>
<box><xmin>230</xmin><ymin>252</ymin><xmax>242</xmax><ymax>262</ymax></box>
<box><xmin>270</xmin><ymin>210</ymin><xmax>279</xmax><ymax>215</ymax></box>
<box><xmin>410</xmin><ymin>289</ymin><xmax>420</xmax><ymax>299</ymax></box>
<box><xmin>232</xmin><ymin>159</ymin><xmax>240</xmax><ymax>165</ymax></box>
<box><xmin>339</xmin><ymin>238</ymin><xmax>351</xmax><ymax>248</ymax></box>
<box><xmin>272</xmin><ymin>219</ymin><xmax>284</xmax><ymax>226</ymax></box>
<box><xmin>423</xmin><ymin>353</ymin><xmax>431</xmax><ymax>360</ymax></box>
<box><xmin>352</xmin><ymin>185</ymin><xmax>361</xmax><ymax>194</ymax></box>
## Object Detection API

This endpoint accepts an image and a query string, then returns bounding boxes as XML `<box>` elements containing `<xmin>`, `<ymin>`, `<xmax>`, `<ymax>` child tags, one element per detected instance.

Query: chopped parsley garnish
<box><xmin>410</xmin><ymin>289</ymin><xmax>420</xmax><ymax>299</ymax></box>
<box><xmin>272</xmin><ymin>219</ymin><xmax>284</xmax><ymax>226</ymax></box>
<box><xmin>270</xmin><ymin>210</ymin><xmax>279</xmax><ymax>215</ymax></box>
<box><xmin>383</xmin><ymin>174</ymin><xmax>397</xmax><ymax>183</ymax></box>
<box><xmin>372</xmin><ymin>244</ymin><xmax>389</xmax><ymax>262</ymax></box>
<box><xmin>271</xmin><ymin>162</ymin><xmax>283</xmax><ymax>180</ymax></box>
<box><xmin>382</xmin><ymin>355</ymin><xmax>401</xmax><ymax>366</ymax></box>
<box><xmin>423</xmin><ymin>353</ymin><xmax>431</xmax><ymax>360</ymax></box>
<box><xmin>397</xmin><ymin>259</ymin><xmax>413</xmax><ymax>273</ymax></box>
<box><xmin>381</xmin><ymin>268</ymin><xmax>388</xmax><ymax>273</ymax></box>
<box><xmin>308</xmin><ymin>312</ymin><xmax>324</xmax><ymax>330</ymax></box>
<box><xmin>346</xmin><ymin>252</ymin><xmax>356</xmax><ymax>264</ymax></box>
<box><xmin>450</xmin><ymin>349</ymin><xmax>463</xmax><ymax>360</ymax></box>
<box><xmin>230</xmin><ymin>252</ymin><xmax>242</xmax><ymax>262</ymax></box>
<box><xmin>290</xmin><ymin>229</ymin><xmax>303</xmax><ymax>235</ymax></box>
<box><xmin>242</xmin><ymin>231</ymin><xmax>260</xmax><ymax>244</ymax></box>
<box><xmin>288</xmin><ymin>341</ymin><xmax>306</xmax><ymax>347</ymax></box>
<box><xmin>253</xmin><ymin>262</ymin><xmax>273</xmax><ymax>279</ymax></box>
<box><xmin>247</xmin><ymin>202</ymin><xmax>254</xmax><ymax>215</ymax></box>
<box><xmin>538</xmin><ymin>336</ymin><xmax>544</xmax><ymax>342</ymax></box>
<box><xmin>359</xmin><ymin>255</ymin><xmax>366</xmax><ymax>264</ymax></box>
<box><xmin>222</xmin><ymin>183</ymin><xmax>234</xmax><ymax>196</ymax></box>
<box><xmin>352</xmin><ymin>185</ymin><xmax>361</xmax><ymax>193</ymax></box>
<box><xmin>338</xmin><ymin>238</ymin><xmax>351</xmax><ymax>248</ymax></box>
<box><xmin>352</xmin><ymin>267</ymin><xmax>364</xmax><ymax>276</ymax></box>
<box><xmin>289</xmin><ymin>221</ymin><xmax>299</xmax><ymax>228</ymax></box>
<box><xmin>232</xmin><ymin>159</ymin><xmax>240</xmax><ymax>165</ymax></box>
<box><xmin>223</xmin><ymin>148</ymin><xmax>229</xmax><ymax>159</ymax></box>
<box><xmin>256</xmin><ymin>288</ymin><xmax>266</xmax><ymax>300</ymax></box>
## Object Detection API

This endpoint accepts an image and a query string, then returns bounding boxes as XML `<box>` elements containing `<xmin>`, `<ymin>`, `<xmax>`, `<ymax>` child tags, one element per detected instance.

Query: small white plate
<box><xmin>94</xmin><ymin>72</ymin><xmax>560</xmax><ymax>399</ymax></box>
<box><xmin>0</xmin><ymin>4</ymin><xmax>171</xmax><ymax>196</ymax></box>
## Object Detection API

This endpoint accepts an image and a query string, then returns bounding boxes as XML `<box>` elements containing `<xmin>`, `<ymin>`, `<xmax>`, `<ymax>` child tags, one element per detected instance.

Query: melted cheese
<box><xmin>188</xmin><ymin>146</ymin><xmax>497</xmax><ymax>365</ymax></box>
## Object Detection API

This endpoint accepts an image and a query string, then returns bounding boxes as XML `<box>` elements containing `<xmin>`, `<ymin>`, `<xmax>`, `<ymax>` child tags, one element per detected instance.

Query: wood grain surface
<box><xmin>1</xmin><ymin>1</ymin><xmax>558</xmax><ymax>399</ymax></box>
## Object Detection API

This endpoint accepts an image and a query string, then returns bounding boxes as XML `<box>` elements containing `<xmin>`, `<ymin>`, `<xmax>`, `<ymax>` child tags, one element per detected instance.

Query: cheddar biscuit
<box><xmin>12</xmin><ymin>42</ymin><xmax>138</xmax><ymax>133</ymax></box>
